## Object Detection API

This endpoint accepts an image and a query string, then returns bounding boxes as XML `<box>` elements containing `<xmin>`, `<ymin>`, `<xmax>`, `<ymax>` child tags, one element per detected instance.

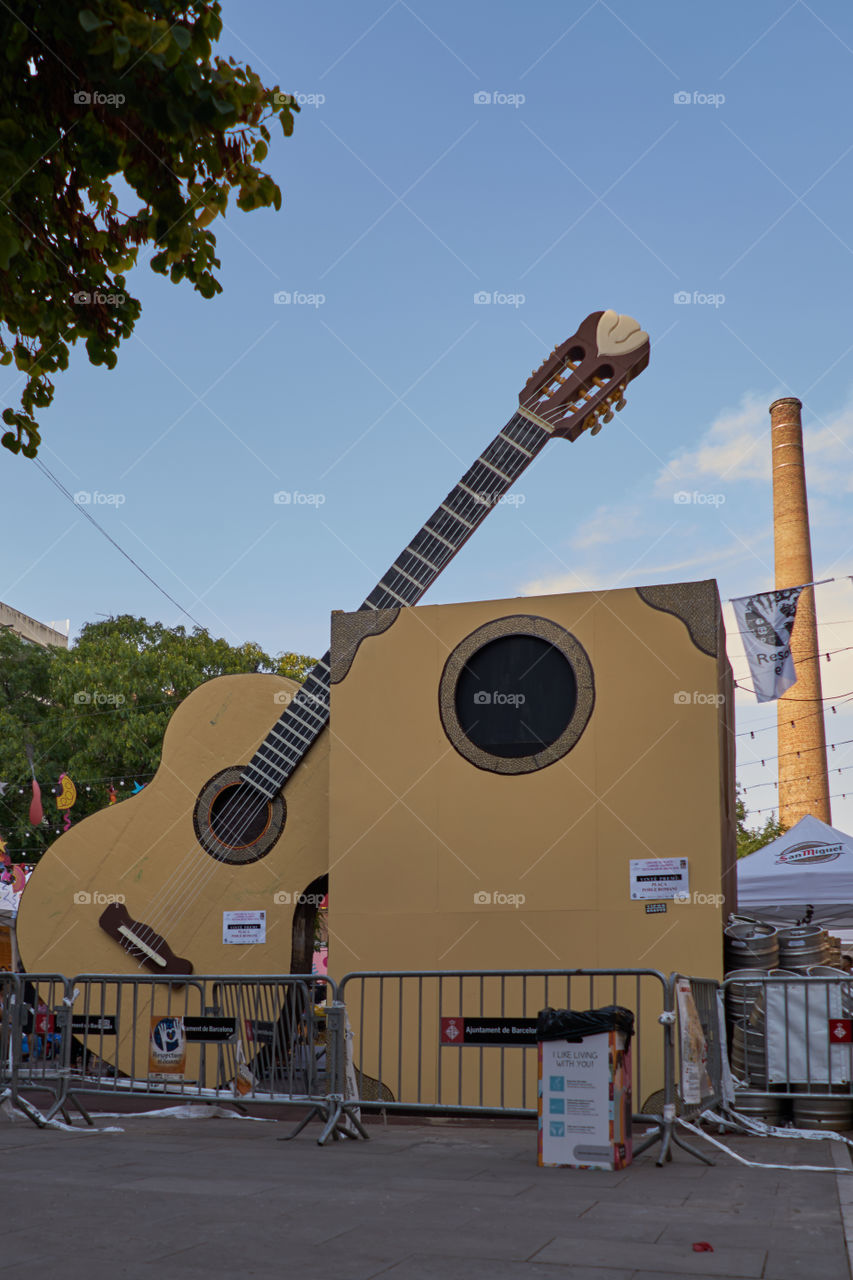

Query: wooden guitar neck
<box><xmin>242</xmin><ymin>411</ymin><xmax>551</xmax><ymax>799</ymax></box>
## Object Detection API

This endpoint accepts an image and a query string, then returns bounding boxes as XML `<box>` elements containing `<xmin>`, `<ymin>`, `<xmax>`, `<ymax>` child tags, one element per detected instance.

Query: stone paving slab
<box><xmin>0</xmin><ymin>1109</ymin><xmax>850</xmax><ymax>1280</ymax></box>
<box><xmin>532</xmin><ymin>1235</ymin><xmax>766</xmax><ymax>1276</ymax></box>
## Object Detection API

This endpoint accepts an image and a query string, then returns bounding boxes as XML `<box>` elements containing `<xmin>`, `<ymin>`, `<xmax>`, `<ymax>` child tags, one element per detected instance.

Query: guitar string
<box><xmin>130</xmin><ymin>410</ymin><xmax>551</xmax><ymax>963</ymax></box>
<box><xmin>121</xmin><ymin>371</ymin><xmax>621</xmax><ymax>966</ymax></box>
<box><xmin>125</xmin><ymin>410</ymin><xmax>553</xmax><ymax>964</ymax></box>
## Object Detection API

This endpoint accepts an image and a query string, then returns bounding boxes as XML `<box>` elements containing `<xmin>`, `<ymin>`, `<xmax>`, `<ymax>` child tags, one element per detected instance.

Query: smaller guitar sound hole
<box><xmin>194</xmin><ymin>767</ymin><xmax>286</xmax><ymax>865</ymax></box>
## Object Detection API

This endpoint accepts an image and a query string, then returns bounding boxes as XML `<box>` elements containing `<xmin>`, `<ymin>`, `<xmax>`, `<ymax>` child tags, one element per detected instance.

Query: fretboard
<box><xmin>242</xmin><ymin>410</ymin><xmax>551</xmax><ymax>797</ymax></box>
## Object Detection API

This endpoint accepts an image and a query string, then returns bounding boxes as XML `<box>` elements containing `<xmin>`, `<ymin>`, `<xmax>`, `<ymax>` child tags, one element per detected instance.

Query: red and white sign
<box><xmin>440</xmin><ymin>1017</ymin><xmax>463</xmax><ymax>1044</ymax></box>
<box><xmin>829</xmin><ymin>1019</ymin><xmax>852</xmax><ymax>1043</ymax></box>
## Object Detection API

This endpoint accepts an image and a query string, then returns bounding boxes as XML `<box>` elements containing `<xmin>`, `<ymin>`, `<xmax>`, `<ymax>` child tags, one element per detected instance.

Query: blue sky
<box><xmin>5</xmin><ymin>0</ymin><xmax>853</xmax><ymax>828</ymax></box>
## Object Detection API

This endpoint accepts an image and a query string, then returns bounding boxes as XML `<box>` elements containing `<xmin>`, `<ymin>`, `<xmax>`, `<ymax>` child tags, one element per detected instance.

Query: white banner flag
<box><xmin>731</xmin><ymin>587</ymin><xmax>804</xmax><ymax>703</ymax></box>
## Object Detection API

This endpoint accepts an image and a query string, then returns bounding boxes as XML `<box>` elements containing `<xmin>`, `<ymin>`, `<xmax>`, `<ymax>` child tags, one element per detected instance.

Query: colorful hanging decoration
<box><xmin>108</xmin><ymin>783</ymin><xmax>117</xmax><ymax>805</ymax></box>
<box><xmin>24</xmin><ymin>744</ymin><xmax>43</xmax><ymax>826</ymax></box>
<box><xmin>29</xmin><ymin>777</ymin><xmax>43</xmax><ymax>826</ymax></box>
<box><xmin>55</xmin><ymin>773</ymin><xmax>77</xmax><ymax>832</ymax></box>
<box><xmin>131</xmin><ymin>781</ymin><xmax>146</xmax><ymax>795</ymax></box>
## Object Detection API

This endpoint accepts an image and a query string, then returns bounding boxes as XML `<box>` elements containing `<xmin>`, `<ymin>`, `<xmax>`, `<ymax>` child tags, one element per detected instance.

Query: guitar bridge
<box><xmin>99</xmin><ymin>902</ymin><xmax>194</xmax><ymax>976</ymax></box>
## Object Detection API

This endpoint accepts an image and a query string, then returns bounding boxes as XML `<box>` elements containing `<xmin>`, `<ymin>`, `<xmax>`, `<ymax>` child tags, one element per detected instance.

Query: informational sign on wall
<box><xmin>629</xmin><ymin>858</ymin><xmax>689</xmax><ymax>901</ymax></box>
<box><xmin>222</xmin><ymin>910</ymin><xmax>266</xmax><ymax>945</ymax></box>
<box><xmin>538</xmin><ymin>1030</ymin><xmax>632</xmax><ymax>1171</ymax></box>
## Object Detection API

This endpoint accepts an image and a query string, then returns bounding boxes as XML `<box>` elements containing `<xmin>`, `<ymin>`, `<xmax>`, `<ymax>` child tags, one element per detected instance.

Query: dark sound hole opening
<box><xmin>454</xmin><ymin>634</ymin><xmax>577</xmax><ymax>759</ymax></box>
<box><xmin>209</xmin><ymin>783</ymin><xmax>271</xmax><ymax>849</ymax></box>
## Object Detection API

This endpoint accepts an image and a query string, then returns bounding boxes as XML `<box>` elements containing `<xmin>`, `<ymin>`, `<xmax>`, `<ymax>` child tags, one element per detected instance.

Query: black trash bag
<box><xmin>536</xmin><ymin>1005</ymin><xmax>634</xmax><ymax>1043</ymax></box>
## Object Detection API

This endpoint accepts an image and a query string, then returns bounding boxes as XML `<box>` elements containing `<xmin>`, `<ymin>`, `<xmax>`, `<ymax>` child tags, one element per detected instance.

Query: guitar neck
<box><xmin>243</xmin><ymin>410</ymin><xmax>552</xmax><ymax>797</ymax></box>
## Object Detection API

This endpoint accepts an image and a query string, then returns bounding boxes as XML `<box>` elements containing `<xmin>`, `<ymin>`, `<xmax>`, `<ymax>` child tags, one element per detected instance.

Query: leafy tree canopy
<box><xmin>0</xmin><ymin>615</ymin><xmax>314</xmax><ymax>859</ymax></box>
<box><xmin>0</xmin><ymin>1</ymin><xmax>298</xmax><ymax>458</ymax></box>
<box><xmin>736</xmin><ymin>784</ymin><xmax>787</xmax><ymax>859</ymax></box>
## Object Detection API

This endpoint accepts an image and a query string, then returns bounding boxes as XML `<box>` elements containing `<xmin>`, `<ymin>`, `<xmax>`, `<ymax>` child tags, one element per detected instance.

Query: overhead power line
<box><xmin>34</xmin><ymin>458</ymin><xmax>206</xmax><ymax>629</ymax></box>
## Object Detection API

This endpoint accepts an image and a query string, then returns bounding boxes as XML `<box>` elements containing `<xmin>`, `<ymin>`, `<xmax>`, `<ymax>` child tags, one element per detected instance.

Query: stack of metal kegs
<box><xmin>724</xmin><ymin>919</ymin><xmax>784</xmax><ymax>1122</ymax></box>
<box><xmin>724</xmin><ymin>917</ymin><xmax>853</xmax><ymax>1130</ymax></box>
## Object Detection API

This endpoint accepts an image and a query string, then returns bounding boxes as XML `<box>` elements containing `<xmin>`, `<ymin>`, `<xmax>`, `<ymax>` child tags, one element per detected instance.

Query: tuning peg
<box><xmin>590</xmin><ymin>420</ymin><xmax>604</xmax><ymax>436</ymax></box>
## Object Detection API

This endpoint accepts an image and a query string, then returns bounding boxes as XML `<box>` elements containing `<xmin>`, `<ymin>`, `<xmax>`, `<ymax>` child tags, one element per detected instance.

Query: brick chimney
<box><xmin>770</xmin><ymin>396</ymin><xmax>831</xmax><ymax>824</ymax></box>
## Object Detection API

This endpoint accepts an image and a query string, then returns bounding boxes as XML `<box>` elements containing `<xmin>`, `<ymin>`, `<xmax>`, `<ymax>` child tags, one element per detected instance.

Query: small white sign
<box><xmin>223</xmin><ymin>910</ymin><xmax>267</xmax><ymax>945</ymax></box>
<box><xmin>629</xmin><ymin>857</ymin><xmax>689</xmax><ymax>901</ymax></box>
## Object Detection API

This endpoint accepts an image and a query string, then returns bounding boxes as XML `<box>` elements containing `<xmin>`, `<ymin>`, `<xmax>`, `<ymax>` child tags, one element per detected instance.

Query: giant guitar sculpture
<box><xmin>16</xmin><ymin>311</ymin><xmax>650</xmax><ymax>1075</ymax></box>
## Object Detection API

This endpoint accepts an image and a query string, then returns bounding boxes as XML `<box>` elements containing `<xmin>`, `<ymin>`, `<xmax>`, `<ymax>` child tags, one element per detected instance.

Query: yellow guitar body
<box><xmin>17</xmin><ymin>672</ymin><xmax>329</xmax><ymax>979</ymax></box>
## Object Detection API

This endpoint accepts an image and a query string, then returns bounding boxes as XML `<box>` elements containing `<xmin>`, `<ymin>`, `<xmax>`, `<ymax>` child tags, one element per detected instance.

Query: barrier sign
<box><xmin>245</xmin><ymin>1019</ymin><xmax>276</xmax><ymax>1044</ymax></box>
<box><xmin>440</xmin><ymin>1017</ymin><xmax>538</xmax><ymax>1046</ymax></box>
<box><xmin>148</xmin><ymin>1016</ymin><xmax>187</xmax><ymax>1079</ymax></box>
<box><xmin>70</xmin><ymin>1014</ymin><xmax>117</xmax><ymax>1035</ymax></box>
<box><xmin>675</xmin><ymin>977</ymin><xmax>713</xmax><ymax>1104</ymax></box>
<box><xmin>183</xmin><ymin>1017</ymin><xmax>239</xmax><ymax>1044</ymax></box>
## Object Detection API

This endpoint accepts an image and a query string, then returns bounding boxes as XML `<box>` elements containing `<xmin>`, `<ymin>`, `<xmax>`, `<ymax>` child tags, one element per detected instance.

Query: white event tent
<box><xmin>737</xmin><ymin>814</ymin><xmax>853</xmax><ymax>929</ymax></box>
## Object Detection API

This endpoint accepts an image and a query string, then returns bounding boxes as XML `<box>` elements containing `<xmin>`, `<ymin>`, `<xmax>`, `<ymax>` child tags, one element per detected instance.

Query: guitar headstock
<box><xmin>519</xmin><ymin>310</ymin><xmax>650</xmax><ymax>441</ymax></box>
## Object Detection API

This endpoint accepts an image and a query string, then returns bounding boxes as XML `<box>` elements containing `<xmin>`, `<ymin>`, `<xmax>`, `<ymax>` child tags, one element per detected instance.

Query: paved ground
<box><xmin>1</xmin><ymin>1105</ymin><xmax>851</xmax><ymax>1279</ymax></box>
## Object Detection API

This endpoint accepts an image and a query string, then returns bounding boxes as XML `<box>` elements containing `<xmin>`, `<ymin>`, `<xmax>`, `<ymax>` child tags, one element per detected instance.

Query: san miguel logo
<box><xmin>776</xmin><ymin>841</ymin><xmax>845</xmax><ymax>866</ymax></box>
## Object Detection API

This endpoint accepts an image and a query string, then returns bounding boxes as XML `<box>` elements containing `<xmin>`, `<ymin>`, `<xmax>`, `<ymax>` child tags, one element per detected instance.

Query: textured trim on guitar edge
<box><xmin>438</xmin><ymin>614</ymin><xmax>595</xmax><ymax>775</ymax></box>
<box><xmin>634</xmin><ymin>581</ymin><xmax>719</xmax><ymax>658</ymax></box>
<box><xmin>330</xmin><ymin>607</ymin><xmax>401</xmax><ymax>685</ymax></box>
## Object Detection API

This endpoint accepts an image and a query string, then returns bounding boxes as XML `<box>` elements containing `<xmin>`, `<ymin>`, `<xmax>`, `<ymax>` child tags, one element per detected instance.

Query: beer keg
<box><xmin>778</xmin><ymin>924</ymin><xmax>828</xmax><ymax>971</ymax></box>
<box><xmin>792</xmin><ymin>1086</ymin><xmax>853</xmax><ymax>1132</ymax></box>
<box><xmin>724</xmin><ymin>921</ymin><xmax>779</xmax><ymax>972</ymax></box>
<box><xmin>732</xmin><ymin>1089</ymin><xmax>789</xmax><ymax>1125</ymax></box>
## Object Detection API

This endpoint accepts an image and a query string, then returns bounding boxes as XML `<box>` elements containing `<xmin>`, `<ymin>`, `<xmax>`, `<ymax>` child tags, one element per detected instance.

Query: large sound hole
<box><xmin>209</xmin><ymin>783</ymin><xmax>271</xmax><ymax>849</ymax></box>
<box><xmin>454</xmin><ymin>635</ymin><xmax>577</xmax><ymax>759</ymax></box>
<box><xmin>194</xmin><ymin>767</ymin><xmax>286</xmax><ymax>865</ymax></box>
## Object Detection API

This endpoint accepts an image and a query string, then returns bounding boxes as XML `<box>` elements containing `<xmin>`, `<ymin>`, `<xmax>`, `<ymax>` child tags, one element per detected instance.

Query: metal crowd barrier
<box><xmin>722</xmin><ymin>972</ymin><xmax>853</xmax><ymax>1131</ymax></box>
<box><xmin>7</xmin><ymin>965</ymin><xmax>785</xmax><ymax>1161</ymax></box>
<box><xmin>337</xmin><ymin>967</ymin><xmax>679</xmax><ymax>1160</ymax></box>
<box><xmin>2</xmin><ymin>972</ymin><xmax>365</xmax><ymax>1141</ymax></box>
<box><xmin>1</xmin><ymin>971</ymin><xmax>18</xmax><ymax>1105</ymax></box>
<box><xmin>666</xmin><ymin>973</ymin><xmax>727</xmax><ymax>1164</ymax></box>
<box><xmin>1</xmin><ymin>973</ymin><xmax>75</xmax><ymax>1125</ymax></box>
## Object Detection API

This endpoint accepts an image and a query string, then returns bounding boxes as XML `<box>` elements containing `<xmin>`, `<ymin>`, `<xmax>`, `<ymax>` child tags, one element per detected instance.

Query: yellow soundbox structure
<box><xmin>328</xmin><ymin>580</ymin><xmax>736</xmax><ymax>1107</ymax></box>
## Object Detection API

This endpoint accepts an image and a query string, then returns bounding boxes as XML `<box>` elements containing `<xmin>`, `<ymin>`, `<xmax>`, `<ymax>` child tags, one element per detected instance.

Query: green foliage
<box><xmin>0</xmin><ymin>2</ymin><xmax>298</xmax><ymax>457</ymax></box>
<box><xmin>736</xmin><ymin>783</ymin><xmax>787</xmax><ymax>859</ymax></box>
<box><xmin>0</xmin><ymin>616</ymin><xmax>314</xmax><ymax>859</ymax></box>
